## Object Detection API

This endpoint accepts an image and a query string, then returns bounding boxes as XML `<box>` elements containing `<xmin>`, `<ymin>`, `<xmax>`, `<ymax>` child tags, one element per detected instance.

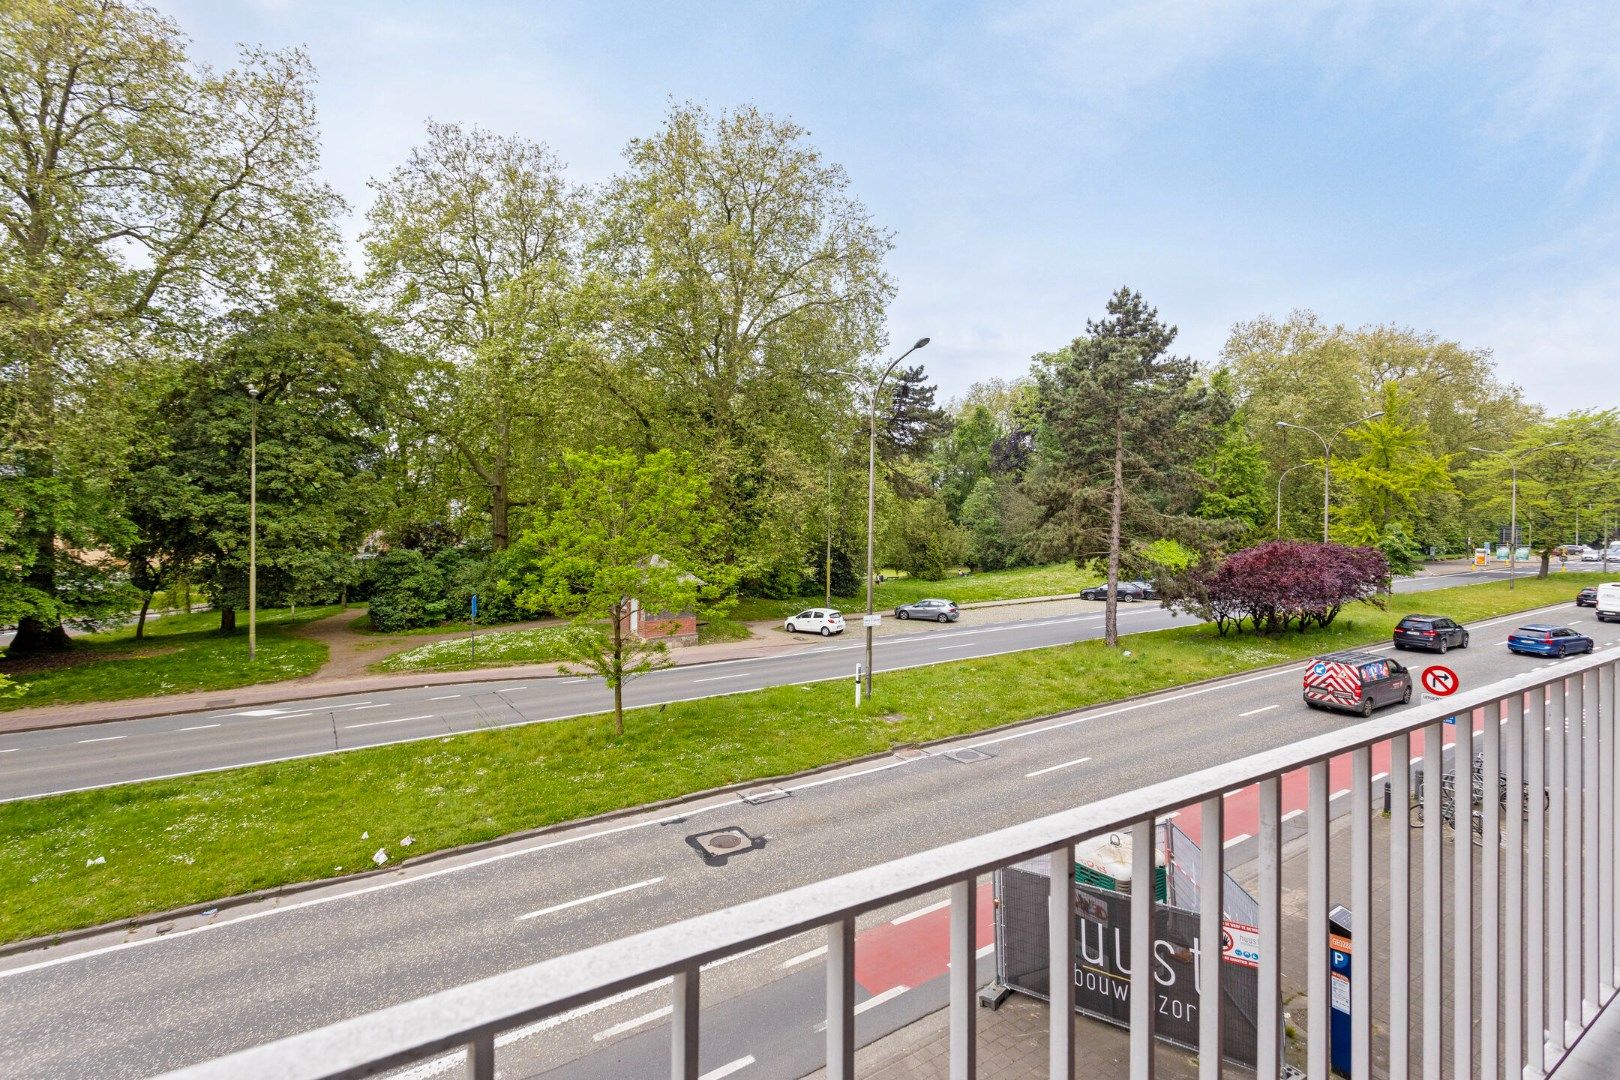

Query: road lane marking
<box><xmin>891</xmin><ymin>898</ymin><xmax>950</xmax><ymax>925</ymax></box>
<box><xmin>0</xmin><ymin>748</ymin><xmax>16</xmax><ymax>754</ymax></box>
<box><xmin>936</xmin><ymin>643</ymin><xmax>975</xmax><ymax>650</ymax></box>
<box><xmin>592</xmin><ymin>1005</ymin><xmax>672</xmax><ymax>1042</ymax></box>
<box><xmin>692</xmin><ymin>673</ymin><xmax>748</xmax><ymax>683</ymax></box>
<box><xmin>1239</xmin><ymin>705</ymin><xmax>1280</xmax><ymax>717</ymax></box>
<box><xmin>176</xmin><ymin>724</ymin><xmax>220</xmax><ymax>732</ymax></box>
<box><xmin>1024</xmin><ymin>755</ymin><xmax>1092</xmax><ymax>779</ymax></box>
<box><xmin>498</xmin><ymin>686</ymin><xmax>527</xmax><ymax>692</ymax></box>
<box><xmin>517</xmin><ymin>877</ymin><xmax>664</xmax><ymax>921</ymax></box>
<box><xmin>780</xmin><ymin>945</ymin><xmax>828</xmax><ymax>969</ymax></box>
<box><xmin>345</xmin><ymin>715</ymin><xmax>433</xmax><ymax>730</ymax></box>
<box><xmin>78</xmin><ymin>736</ymin><xmax>124</xmax><ymax>744</ymax></box>
<box><xmin>813</xmin><ymin>986</ymin><xmax>910</xmax><ymax>1031</ymax></box>
<box><xmin>1224</xmin><ymin>834</ymin><xmax>1252</xmax><ymax>848</ymax></box>
<box><xmin>348</xmin><ymin>704</ymin><xmax>387</xmax><ymax>711</ymax></box>
<box><xmin>428</xmin><ymin>694</ymin><xmax>461</xmax><ymax>701</ymax></box>
<box><xmin>700</xmin><ymin>1058</ymin><xmax>755</xmax><ymax>1080</ymax></box>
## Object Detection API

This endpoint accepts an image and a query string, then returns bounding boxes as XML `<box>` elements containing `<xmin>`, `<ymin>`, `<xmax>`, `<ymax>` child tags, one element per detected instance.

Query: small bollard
<box><xmin>855</xmin><ymin>663</ymin><xmax>863</xmax><ymax>708</ymax></box>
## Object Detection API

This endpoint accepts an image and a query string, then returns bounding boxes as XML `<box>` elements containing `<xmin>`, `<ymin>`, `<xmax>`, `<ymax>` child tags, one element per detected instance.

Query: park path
<box><xmin>290</xmin><ymin>609</ymin><xmax>566</xmax><ymax>680</ymax></box>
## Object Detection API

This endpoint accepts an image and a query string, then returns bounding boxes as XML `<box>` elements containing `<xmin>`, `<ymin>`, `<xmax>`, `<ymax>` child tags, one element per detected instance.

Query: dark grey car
<box><xmin>895</xmin><ymin>598</ymin><xmax>960</xmax><ymax>622</ymax></box>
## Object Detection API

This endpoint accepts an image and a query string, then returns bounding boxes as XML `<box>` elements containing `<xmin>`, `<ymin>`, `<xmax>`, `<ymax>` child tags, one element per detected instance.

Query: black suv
<box><xmin>1393</xmin><ymin>614</ymin><xmax>1469</xmax><ymax>653</ymax></box>
<box><xmin>1578</xmin><ymin>587</ymin><xmax>1598</xmax><ymax>608</ymax></box>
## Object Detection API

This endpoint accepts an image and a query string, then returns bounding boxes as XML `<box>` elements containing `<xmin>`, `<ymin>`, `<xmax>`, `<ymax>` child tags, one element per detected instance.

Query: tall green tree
<box><xmin>1196</xmin><ymin>371</ymin><xmax>1269</xmax><ymax>536</ymax></box>
<box><xmin>934</xmin><ymin>405</ymin><xmax>1000</xmax><ymax>519</ymax></box>
<box><xmin>1031</xmin><ymin>287</ymin><xmax>1228</xmax><ymax>644</ymax></box>
<box><xmin>127</xmin><ymin>295</ymin><xmax>386</xmax><ymax>633</ymax></box>
<box><xmin>364</xmin><ymin>121</ymin><xmax>591</xmax><ymax>551</ymax></box>
<box><xmin>1333</xmin><ymin>382</ymin><xmax>1456</xmax><ymax>563</ymax></box>
<box><xmin>0</xmin><ymin>0</ymin><xmax>336</xmax><ymax>652</ymax></box>
<box><xmin>513</xmin><ymin>449</ymin><xmax>731</xmax><ymax>735</ymax></box>
<box><xmin>592</xmin><ymin>102</ymin><xmax>893</xmax><ymax>583</ymax></box>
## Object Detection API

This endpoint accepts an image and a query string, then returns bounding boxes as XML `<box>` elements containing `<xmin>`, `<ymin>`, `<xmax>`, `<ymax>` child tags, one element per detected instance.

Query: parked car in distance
<box><xmin>1080</xmin><ymin>582</ymin><xmax>1146</xmax><ymax>602</ymax></box>
<box><xmin>1393</xmin><ymin>614</ymin><xmax>1469</xmax><ymax>652</ymax></box>
<box><xmin>895</xmin><ymin>598</ymin><xmax>959</xmax><ymax>622</ymax></box>
<box><xmin>1577</xmin><ymin>587</ymin><xmax>1599</xmax><ymax>607</ymax></box>
<box><xmin>1507</xmin><ymin>623</ymin><xmax>1595</xmax><ymax>658</ymax></box>
<box><xmin>1125</xmin><ymin>579</ymin><xmax>1159</xmax><ymax>600</ymax></box>
<box><xmin>1302</xmin><ymin>650</ymin><xmax>1412</xmax><ymax>716</ymax></box>
<box><xmin>1580</xmin><ymin>548</ymin><xmax>1604</xmax><ymax>562</ymax></box>
<box><xmin>785</xmin><ymin>608</ymin><xmax>845</xmax><ymax>636</ymax></box>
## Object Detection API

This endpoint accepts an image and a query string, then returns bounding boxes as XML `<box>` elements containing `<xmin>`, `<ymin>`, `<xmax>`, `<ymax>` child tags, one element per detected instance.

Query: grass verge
<box><xmin>371</xmin><ymin>625</ymin><xmax>595</xmax><ymax>673</ymax></box>
<box><xmin>730</xmin><ymin>562</ymin><xmax>1103</xmax><ymax>622</ymax></box>
<box><xmin>0</xmin><ymin>573</ymin><xmax>1602</xmax><ymax>944</ymax></box>
<box><xmin>0</xmin><ymin>607</ymin><xmax>338</xmax><ymax>712</ymax></box>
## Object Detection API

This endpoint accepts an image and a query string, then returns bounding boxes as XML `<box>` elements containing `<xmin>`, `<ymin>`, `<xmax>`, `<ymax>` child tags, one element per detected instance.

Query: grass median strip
<box><xmin>0</xmin><ymin>573</ymin><xmax>1603</xmax><ymax>945</ymax></box>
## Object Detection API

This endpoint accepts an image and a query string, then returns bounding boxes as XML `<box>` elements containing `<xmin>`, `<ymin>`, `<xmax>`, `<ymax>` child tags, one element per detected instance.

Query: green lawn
<box><xmin>0</xmin><ymin>607</ymin><xmax>337</xmax><ymax>711</ymax></box>
<box><xmin>729</xmin><ymin>563</ymin><xmax>1103</xmax><ymax>622</ymax></box>
<box><xmin>0</xmin><ymin>573</ymin><xmax>1600</xmax><ymax>944</ymax></box>
<box><xmin>348</xmin><ymin>611</ymin><xmax>530</xmax><ymax>636</ymax></box>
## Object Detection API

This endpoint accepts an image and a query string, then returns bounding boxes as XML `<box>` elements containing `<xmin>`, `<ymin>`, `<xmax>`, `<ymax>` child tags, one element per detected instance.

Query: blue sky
<box><xmin>155</xmin><ymin>1</ymin><xmax>1620</xmax><ymax>412</ymax></box>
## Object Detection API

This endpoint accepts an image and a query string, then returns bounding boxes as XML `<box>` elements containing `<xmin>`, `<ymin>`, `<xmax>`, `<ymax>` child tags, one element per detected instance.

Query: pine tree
<box><xmin>1032</xmin><ymin>287</ymin><xmax>1228</xmax><ymax>644</ymax></box>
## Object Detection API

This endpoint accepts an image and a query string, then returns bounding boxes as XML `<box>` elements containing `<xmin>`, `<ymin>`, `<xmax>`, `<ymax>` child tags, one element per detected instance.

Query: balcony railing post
<box><xmin>1422</xmin><ymin>721</ymin><xmax>1443</xmax><ymax>1077</ymax></box>
<box><xmin>672</xmin><ymin>969</ymin><xmax>699</xmax><ymax>1080</ymax></box>
<box><xmin>1583</xmin><ymin>669</ymin><xmax>1601</xmax><ymax>1015</ymax></box>
<box><xmin>1050</xmin><ymin>842</ymin><xmax>1076</xmax><ymax>1079</ymax></box>
<box><xmin>950</xmin><ymin>878</ymin><xmax>977</xmax><ymax>1080</ymax></box>
<box><xmin>827</xmin><ymin>917</ymin><xmax>856</xmax><ymax>1080</ymax></box>
<box><xmin>1131</xmin><ymin>818</ymin><xmax>1157</xmax><ymax>1080</ymax></box>
<box><xmin>1388</xmin><ymin>732</ymin><xmax>1411</xmax><ymax>1080</ymax></box>
<box><xmin>1605</xmin><ymin>660</ymin><xmax>1619</xmax><ymax>993</ymax></box>
<box><xmin>468</xmin><ymin>1032</ymin><xmax>495</xmax><ymax>1080</ymax></box>
<box><xmin>1528</xmin><ymin>688</ymin><xmax>1548</xmax><ymax>1074</ymax></box>
<box><xmin>1257</xmin><ymin>778</ymin><xmax>1281</xmax><ymax>1080</ymax></box>
<box><xmin>1309</xmin><ymin>761</ymin><xmax>1330</xmax><ymax>1078</ymax></box>
<box><xmin>1504</xmin><ymin>694</ymin><xmax>1525</xmax><ymax>1077</ymax></box>
<box><xmin>1481</xmin><ymin>699</ymin><xmax>1502</xmax><ymax>1080</ymax></box>
<box><xmin>1568</xmin><ymin>673</ymin><xmax>1586</xmax><ymax>1032</ymax></box>
<box><xmin>1454</xmin><ymin>705</ymin><xmax>1474</xmax><ymax>1076</ymax></box>
<box><xmin>1199</xmin><ymin>795</ymin><xmax>1224</xmax><ymax>1078</ymax></box>
<box><xmin>1550</xmin><ymin>679</ymin><xmax>1568</xmax><ymax>1053</ymax></box>
<box><xmin>1350</xmin><ymin>748</ymin><xmax>1372</xmax><ymax>1080</ymax></box>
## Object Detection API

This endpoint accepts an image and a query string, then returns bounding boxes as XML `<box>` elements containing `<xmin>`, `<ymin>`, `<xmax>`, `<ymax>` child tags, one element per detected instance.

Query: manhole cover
<box><xmin>687</xmin><ymin>827</ymin><xmax>764</xmax><ymax>865</ymax></box>
<box><xmin>892</xmin><ymin>747</ymin><xmax>928</xmax><ymax>761</ymax></box>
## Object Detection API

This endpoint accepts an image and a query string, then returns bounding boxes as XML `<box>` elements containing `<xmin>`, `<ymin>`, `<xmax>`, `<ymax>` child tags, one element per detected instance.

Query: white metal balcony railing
<box><xmin>160</xmin><ymin>648</ymin><xmax>1620</xmax><ymax>1080</ymax></box>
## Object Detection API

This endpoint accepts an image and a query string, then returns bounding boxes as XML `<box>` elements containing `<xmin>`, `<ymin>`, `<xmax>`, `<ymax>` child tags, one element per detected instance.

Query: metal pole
<box><xmin>1510</xmin><ymin>461</ymin><xmax>1518</xmax><ymax>590</ymax></box>
<box><xmin>248</xmin><ymin>388</ymin><xmax>258</xmax><ymax>662</ymax></box>
<box><xmin>865</xmin><ymin>388</ymin><xmax>876</xmax><ymax>700</ymax></box>
<box><xmin>1322</xmin><ymin>441</ymin><xmax>1331</xmax><ymax>544</ymax></box>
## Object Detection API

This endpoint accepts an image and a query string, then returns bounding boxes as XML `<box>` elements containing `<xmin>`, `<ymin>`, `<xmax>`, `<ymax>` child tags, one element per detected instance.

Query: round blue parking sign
<box><xmin>1313</xmin><ymin>662</ymin><xmax>1327</xmax><ymax>675</ymax></box>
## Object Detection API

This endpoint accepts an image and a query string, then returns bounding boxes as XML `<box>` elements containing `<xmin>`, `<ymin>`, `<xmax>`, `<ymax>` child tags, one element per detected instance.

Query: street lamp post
<box><xmin>833</xmin><ymin>336</ymin><xmax>930</xmax><ymax>700</ymax></box>
<box><xmin>1276</xmin><ymin>412</ymin><xmax>1384</xmax><ymax>543</ymax></box>
<box><xmin>1275</xmin><ymin>462</ymin><xmax>1312</xmax><ymax>538</ymax></box>
<box><xmin>1467</xmin><ymin>441</ymin><xmax>1566</xmax><ymax>590</ymax></box>
<box><xmin>247</xmin><ymin>386</ymin><xmax>260</xmax><ymax>662</ymax></box>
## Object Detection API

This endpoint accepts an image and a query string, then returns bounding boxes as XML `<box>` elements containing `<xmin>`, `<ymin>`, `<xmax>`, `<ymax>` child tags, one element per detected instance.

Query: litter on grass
<box><xmin>400</xmin><ymin>836</ymin><xmax>415</xmax><ymax>846</ymax></box>
<box><xmin>84</xmin><ymin>856</ymin><xmax>105</xmax><ymax>867</ymax></box>
<box><xmin>372</xmin><ymin>848</ymin><xmax>388</xmax><ymax>866</ymax></box>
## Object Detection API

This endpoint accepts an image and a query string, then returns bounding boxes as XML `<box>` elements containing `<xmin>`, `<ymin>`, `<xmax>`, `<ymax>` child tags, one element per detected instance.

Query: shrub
<box><xmin>366</xmin><ymin>550</ymin><xmax>448</xmax><ymax>631</ymax></box>
<box><xmin>1165</xmin><ymin>540</ymin><xmax>1389</xmax><ymax>635</ymax></box>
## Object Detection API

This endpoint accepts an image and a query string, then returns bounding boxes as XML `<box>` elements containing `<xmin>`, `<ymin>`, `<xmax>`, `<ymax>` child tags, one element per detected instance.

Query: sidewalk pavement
<box><xmin>0</xmin><ymin>593</ymin><xmax>1096</xmax><ymax>736</ymax></box>
<box><xmin>842</xmin><ymin>807</ymin><xmax>1486</xmax><ymax>1078</ymax></box>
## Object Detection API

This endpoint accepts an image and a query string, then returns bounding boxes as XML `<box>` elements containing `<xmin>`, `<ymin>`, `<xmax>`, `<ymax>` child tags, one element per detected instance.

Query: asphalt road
<box><xmin>0</xmin><ymin>586</ymin><xmax>1606</xmax><ymax>1079</ymax></box>
<box><xmin>0</xmin><ymin>567</ymin><xmax>1533</xmax><ymax>803</ymax></box>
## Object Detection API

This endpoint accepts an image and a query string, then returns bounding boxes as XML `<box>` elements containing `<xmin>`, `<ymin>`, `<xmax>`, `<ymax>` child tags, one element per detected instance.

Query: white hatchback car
<box><xmin>785</xmin><ymin>608</ymin><xmax>845</xmax><ymax>636</ymax></box>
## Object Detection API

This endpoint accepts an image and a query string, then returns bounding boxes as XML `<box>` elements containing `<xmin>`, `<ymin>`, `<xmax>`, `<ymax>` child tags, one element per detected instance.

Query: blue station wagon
<box><xmin>1507</xmin><ymin>623</ymin><xmax>1595</xmax><ymax>658</ymax></box>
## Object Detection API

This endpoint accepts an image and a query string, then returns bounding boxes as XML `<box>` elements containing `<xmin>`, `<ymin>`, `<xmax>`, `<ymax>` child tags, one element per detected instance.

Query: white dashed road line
<box><xmin>1024</xmin><ymin>756</ymin><xmax>1093</xmax><ymax>779</ymax></box>
<box><xmin>891</xmin><ymin>898</ymin><xmax>950</xmax><ymax>925</ymax></box>
<box><xmin>345</xmin><ymin>715</ymin><xmax>433</xmax><ymax>730</ymax></box>
<box><xmin>517</xmin><ymin>877</ymin><xmax>665</xmax><ymax>922</ymax></box>
<box><xmin>428</xmin><ymin>694</ymin><xmax>461</xmax><ymax>701</ymax></box>
<box><xmin>592</xmin><ymin>1005</ymin><xmax>672</xmax><ymax>1042</ymax></box>
<box><xmin>176</xmin><ymin>724</ymin><xmax>220</xmax><ymax>732</ymax></box>
<box><xmin>692</xmin><ymin>673</ymin><xmax>748</xmax><ymax>683</ymax></box>
<box><xmin>779</xmin><ymin>945</ymin><xmax>828</xmax><ymax>970</ymax></box>
<box><xmin>78</xmin><ymin>735</ymin><xmax>124</xmax><ymax>744</ymax></box>
<box><xmin>1239</xmin><ymin>704</ymin><xmax>1280</xmax><ymax>717</ymax></box>
<box><xmin>700</xmin><ymin>1057</ymin><xmax>755</xmax><ymax>1080</ymax></box>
